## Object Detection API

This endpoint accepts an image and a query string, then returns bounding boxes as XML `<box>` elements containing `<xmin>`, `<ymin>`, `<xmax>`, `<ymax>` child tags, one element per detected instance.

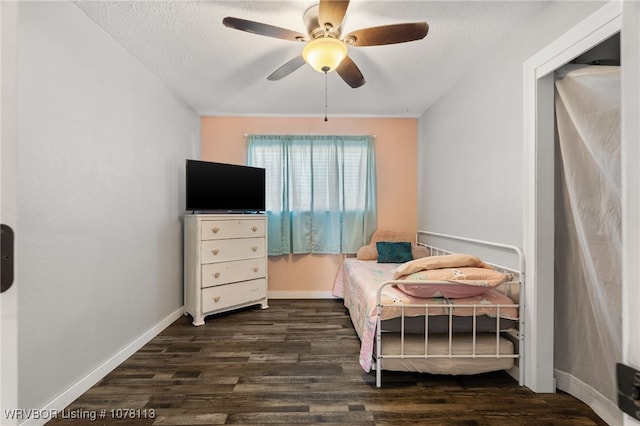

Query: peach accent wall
<box><xmin>200</xmin><ymin>116</ymin><xmax>418</xmax><ymax>295</ymax></box>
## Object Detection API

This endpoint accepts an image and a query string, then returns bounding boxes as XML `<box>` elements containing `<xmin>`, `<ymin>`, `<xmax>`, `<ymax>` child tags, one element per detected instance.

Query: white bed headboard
<box><xmin>416</xmin><ymin>230</ymin><xmax>525</xmax><ymax>276</ymax></box>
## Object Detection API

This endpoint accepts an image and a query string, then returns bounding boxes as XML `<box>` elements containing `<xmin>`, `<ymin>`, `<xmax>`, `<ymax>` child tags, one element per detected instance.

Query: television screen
<box><xmin>186</xmin><ymin>160</ymin><xmax>266</xmax><ymax>213</ymax></box>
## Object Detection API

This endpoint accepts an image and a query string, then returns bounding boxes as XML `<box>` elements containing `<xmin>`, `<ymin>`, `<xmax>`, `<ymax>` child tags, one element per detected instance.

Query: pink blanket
<box><xmin>332</xmin><ymin>258</ymin><xmax>518</xmax><ymax>372</ymax></box>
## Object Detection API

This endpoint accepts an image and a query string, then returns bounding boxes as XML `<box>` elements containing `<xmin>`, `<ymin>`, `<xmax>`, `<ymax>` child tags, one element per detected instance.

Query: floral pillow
<box><xmin>393</xmin><ymin>254</ymin><xmax>490</xmax><ymax>279</ymax></box>
<box><xmin>395</xmin><ymin>266</ymin><xmax>512</xmax><ymax>299</ymax></box>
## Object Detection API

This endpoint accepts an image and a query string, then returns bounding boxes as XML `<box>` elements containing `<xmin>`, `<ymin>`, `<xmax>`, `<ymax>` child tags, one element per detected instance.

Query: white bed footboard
<box><xmin>374</xmin><ymin>231</ymin><xmax>525</xmax><ymax>387</ymax></box>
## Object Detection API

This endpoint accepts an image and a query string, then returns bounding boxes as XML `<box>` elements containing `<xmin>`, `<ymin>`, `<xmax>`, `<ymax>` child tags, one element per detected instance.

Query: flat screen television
<box><xmin>186</xmin><ymin>159</ymin><xmax>266</xmax><ymax>213</ymax></box>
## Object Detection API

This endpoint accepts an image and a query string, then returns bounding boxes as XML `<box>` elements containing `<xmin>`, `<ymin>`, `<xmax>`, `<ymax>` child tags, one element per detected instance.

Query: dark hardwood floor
<box><xmin>48</xmin><ymin>299</ymin><xmax>607</xmax><ymax>425</ymax></box>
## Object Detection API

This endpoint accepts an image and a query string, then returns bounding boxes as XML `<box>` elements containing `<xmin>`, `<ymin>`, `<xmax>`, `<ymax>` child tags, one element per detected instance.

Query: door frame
<box><xmin>522</xmin><ymin>0</ymin><xmax>622</xmax><ymax>393</ymax></box>
<box><xmin>1</xmin><ymin>1</ymin><xmax>19</xmax><ymax>424</ymax></box>
<box><xmin>620</xmin><ymin>3</ymin><xmax>640</xmax><ymax>425</ymax></box>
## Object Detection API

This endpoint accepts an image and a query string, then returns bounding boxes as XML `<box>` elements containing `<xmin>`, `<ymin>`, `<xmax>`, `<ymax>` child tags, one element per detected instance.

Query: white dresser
<box><xmin>184</xmin><ymin>214</ymin><xmax>268</xmax><ymax>326</ymax></box>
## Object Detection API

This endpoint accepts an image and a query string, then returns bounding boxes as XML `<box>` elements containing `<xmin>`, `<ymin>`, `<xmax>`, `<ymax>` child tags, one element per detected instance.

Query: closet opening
<box><xmin>522</xmin><ymin>1</ymin><xmax>622</xmax><ymax>421</ymax></box>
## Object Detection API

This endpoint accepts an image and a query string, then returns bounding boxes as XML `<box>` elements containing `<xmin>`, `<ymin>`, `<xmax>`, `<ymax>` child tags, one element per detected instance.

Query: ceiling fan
<box><xmin>223</xmin><ymin>0</ymin><xmax>429</xmax><ymax>88</ymax></box>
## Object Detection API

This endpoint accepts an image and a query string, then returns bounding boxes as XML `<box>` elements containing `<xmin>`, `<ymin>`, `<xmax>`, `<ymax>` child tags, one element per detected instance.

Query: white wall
<box><xmin>16</xmin><ymin>1</ymin><xmax>199</xmax><ymax>414</ymax></box>
<box><xmin>417</xmin><ymin>1</ymin><xmax>605</xmax><ymax>246</ymax></box>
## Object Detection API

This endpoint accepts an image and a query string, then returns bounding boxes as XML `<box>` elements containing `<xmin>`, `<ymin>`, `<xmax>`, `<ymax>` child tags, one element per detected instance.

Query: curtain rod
<box><xmin>243</xmin><ymin>134</ymin><xmax>377</xmax><ymax>138</ymax></box>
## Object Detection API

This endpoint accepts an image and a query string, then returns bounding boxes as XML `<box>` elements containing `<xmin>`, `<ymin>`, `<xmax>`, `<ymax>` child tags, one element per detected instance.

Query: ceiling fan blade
<box><xmin>318</xmin><ymin>0</ymin><xmax>350</xmax><ymax>31</ymax></box>
<box><xmin>267</xmin><ymin>56</ymin><xmax>306</xmax><ymax>81</ymax></box>
<box><xmin>344</xmin><ymin>22</ymin><xmax>429</xmax><ymax>47</ymax></box>
<box><xmin>336</xmin><ymin>56</ymin><xmax>365</xmax><ymax>88</ymax></box>
<box><xmin>223</xmin><ymin>17</ymin><xmax>307</xmax><ymax>42</ymax></box>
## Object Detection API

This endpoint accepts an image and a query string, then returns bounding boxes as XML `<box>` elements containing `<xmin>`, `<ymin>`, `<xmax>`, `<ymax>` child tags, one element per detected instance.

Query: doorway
<box><xmin>522</xmin><ymin>2</ymin><xmax>622</xmax><ymax>424</ymax></box>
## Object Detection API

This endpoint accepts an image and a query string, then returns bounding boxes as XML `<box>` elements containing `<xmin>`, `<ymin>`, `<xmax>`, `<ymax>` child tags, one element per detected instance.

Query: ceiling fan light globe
<box><xmin>302</xmin><ymin>37</ymin><xmax>347</xmax><ymax>73</ymax></box>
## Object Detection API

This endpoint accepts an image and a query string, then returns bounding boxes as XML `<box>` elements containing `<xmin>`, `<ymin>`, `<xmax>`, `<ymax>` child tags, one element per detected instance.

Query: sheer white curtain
<box><xmin>554</xmin><ymin>64</ymin><xmax>621</xmax><ymax>410</ymax></box>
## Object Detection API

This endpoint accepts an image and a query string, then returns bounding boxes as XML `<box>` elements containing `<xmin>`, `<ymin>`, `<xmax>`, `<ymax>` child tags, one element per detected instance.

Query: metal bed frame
<box><xmin>374</xmin><ymin>230</ymin><xmax>525</xmax><ymax>387</ymax></box>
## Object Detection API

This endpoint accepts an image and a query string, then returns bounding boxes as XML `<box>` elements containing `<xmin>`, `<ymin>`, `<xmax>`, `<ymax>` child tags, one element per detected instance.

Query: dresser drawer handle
<box><xmin>213</xmin><ymin>272</ymin><xmax>221</xmax><ymax>278</ymax></box>
<box><xmin>251</xmin><ymin>246</ymin><xmax>258</xmax><ymax>252</ymax></box>
<box><xmin>252</xmin><ymin>266</ymin><xmax>259</xmax><ymax>273</ymax></box>
<box><xmin>212</xmin><ymin>296</ymin><xmax>221</xmax><ymax>303</ymax></box>
<box><xmin>211</xmin><ymin>249</ymin><xmax>220</xmax><ymax>255</ymax></box>
<box><xmin>211</xmin><ymin>227</ymin><xmax>220</xmax><ymax>234</ymax></box>
<box><xmin>250</xmin><ymin>226</ymin><xmax>258</xmax><ymax>232</ymax></box>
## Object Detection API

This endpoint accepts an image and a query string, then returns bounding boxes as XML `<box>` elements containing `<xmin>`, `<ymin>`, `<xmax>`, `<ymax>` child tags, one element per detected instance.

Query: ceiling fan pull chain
<box><xmin>324</xmin><ymin>67</ymin><xmax>329</xmax><ymax>122</ymax></box>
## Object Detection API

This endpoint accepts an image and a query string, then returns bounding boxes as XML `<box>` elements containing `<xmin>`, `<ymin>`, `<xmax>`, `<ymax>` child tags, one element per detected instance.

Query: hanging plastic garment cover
<box><xmin>554</xmin><ymin>64</ymin><xmax>621</xmax><ymax>418</ymax></box>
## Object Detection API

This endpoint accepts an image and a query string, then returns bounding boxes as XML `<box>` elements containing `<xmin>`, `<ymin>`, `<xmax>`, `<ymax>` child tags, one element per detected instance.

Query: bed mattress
<box><xmin>381</xmin><ymin>315</ymin><xmax>517</xmax><ymax>334</ymax></box>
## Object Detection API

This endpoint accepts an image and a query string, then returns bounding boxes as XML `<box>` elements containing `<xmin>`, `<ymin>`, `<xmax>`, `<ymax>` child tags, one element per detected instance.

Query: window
<box><xmin>247</xmin><ymin>135</ymin><xmax>377</xmax><ymax>255</ymax></box>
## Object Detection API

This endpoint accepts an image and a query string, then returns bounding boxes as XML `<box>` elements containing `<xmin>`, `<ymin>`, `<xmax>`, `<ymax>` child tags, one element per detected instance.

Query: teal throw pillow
<box><xmin>376</xmin><ymin>241</ymin><xmax>413</xmax><ymax>263</ymax></box>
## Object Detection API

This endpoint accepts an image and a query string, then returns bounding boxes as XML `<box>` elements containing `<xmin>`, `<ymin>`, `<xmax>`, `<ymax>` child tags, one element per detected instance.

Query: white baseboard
<box><xmin>267</xmin><ymin>291</ymin><xmax>338</xmax><ymax>299</ymax></box>
<box><xmin>554</xmin><ymin>369</ymin><xmax>622</xmax><ymax>426</ymax></box>
<box><xmin>20</xmin><ymin>307</ymin><xmax>184</xmax><ymax>426</ymax></box>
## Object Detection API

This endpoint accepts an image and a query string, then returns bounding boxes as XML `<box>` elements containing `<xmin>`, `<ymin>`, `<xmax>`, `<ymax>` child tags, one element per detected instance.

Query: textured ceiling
<box><xmin>75</xmin><ymin>0</ymin><xmax>548</xmax><ymax>118</ymax></box>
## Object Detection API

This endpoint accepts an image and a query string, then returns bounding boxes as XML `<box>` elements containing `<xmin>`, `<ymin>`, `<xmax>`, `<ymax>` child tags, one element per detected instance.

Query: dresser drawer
<box><xmin>201</xmin><ymin>238</ymin><xmax>265</xmax><ymax>263</ymax></box>
<box><xmin>201</xmin><ymin>258</ymin><xmax>266</xmax><ymax>287</ymax></box>
<box><xmin>201</xmin><ymin>279</ymin><xmax>267</xmax><ymax>313</ymax></box>
<box><xmin>201</xmin><ymin>219</ymin><xmax>265</xmax><ymax>241</ymax></box>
